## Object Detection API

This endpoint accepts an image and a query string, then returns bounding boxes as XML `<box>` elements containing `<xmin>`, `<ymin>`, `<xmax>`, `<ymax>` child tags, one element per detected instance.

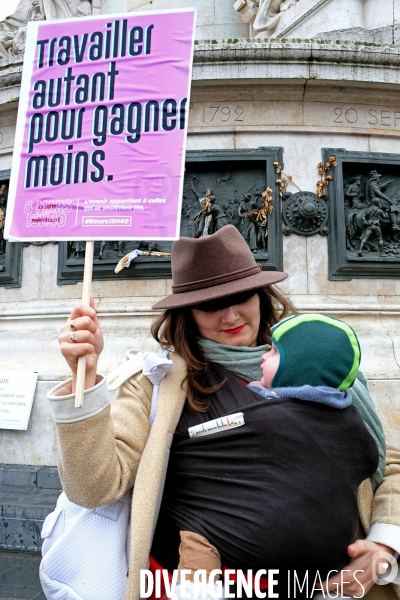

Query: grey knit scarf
<box><xmin>197</xmin><ymin>337</ymin><xmax>270</xmax><ymax>382</ymax></box>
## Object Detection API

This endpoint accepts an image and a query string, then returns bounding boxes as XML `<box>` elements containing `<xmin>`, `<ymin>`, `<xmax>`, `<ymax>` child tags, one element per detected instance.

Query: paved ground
<box><xmin>0</xmin><ymin>552</ymin><xmax>44</xmax><ymax>600</ymax></box>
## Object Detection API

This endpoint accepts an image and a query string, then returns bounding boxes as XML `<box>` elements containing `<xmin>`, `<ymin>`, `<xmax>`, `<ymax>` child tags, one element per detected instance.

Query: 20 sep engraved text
<box><xmin>333</xmin><ymin>107</ymin><xmax>400</xmax><ymax>127</ymax></box>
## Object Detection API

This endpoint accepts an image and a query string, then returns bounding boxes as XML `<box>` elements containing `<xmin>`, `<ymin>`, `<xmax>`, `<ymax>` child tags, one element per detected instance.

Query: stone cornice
<box><xmin>192</xmin><ymin>40</ymin><xmax>400</xmax><ymax>85</ymax></box>
<box><xmin>0</xmin><ymin>54</ymin><xmax>23</xmax><ymax>90</ymax></box>
<box><xmin>1</xmin><ymin>40</ymin><xmax>400</xmax><ymax>96</ymax></box>
<box><xmin>193</xmin><ymin>39</ymin><xmax>400</xmax><ymax>67</ymax></box>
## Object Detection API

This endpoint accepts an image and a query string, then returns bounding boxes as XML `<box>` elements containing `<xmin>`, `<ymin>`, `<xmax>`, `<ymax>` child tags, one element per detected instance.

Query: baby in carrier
<box><xmin>171</xmin><ymin>314</ymin><xmax>379</xmax><ymax>599</ymax></box>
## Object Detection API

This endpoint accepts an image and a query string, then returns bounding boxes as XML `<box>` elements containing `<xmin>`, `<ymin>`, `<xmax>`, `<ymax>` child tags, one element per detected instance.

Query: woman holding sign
<box><xmin>48</xmin><ymin>226</ymin><xmax>400</xmax><ymax>600</ymax></box>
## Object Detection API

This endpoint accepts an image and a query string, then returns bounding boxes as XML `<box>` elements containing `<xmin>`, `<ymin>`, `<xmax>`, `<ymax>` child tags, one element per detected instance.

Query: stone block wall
<box><xmin>0</xmin><ymin>465</ymin><xmax>61</xmax><ymax>551</ymax></box>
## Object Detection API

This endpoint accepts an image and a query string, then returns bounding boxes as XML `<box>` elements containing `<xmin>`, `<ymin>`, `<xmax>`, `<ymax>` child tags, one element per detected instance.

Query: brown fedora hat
<box><xmin>152</xmin><ymin>225</ymin><xmax>287</xmax><ymax>310</ymax></box>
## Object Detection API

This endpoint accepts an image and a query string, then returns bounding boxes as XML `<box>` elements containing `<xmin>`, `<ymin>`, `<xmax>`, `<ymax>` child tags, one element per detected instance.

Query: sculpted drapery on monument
<box><xmin>0</xmin><ymin>0</ymin><xmax>105</xmax><ymax>58</ymax></box>
<box><xmin>234</xmin><ymin>0</ymin><xmax>396</xmax><ymax>41</ymax></box>
<box><xmin>233</xmin><ymin>0</ymin><xmax>299</xmax><ymax>33</ymax></box>
<box><xmin>40</xmin><ymin>0</ymin><xmax>106</xmax><ymax>20</ymax></box>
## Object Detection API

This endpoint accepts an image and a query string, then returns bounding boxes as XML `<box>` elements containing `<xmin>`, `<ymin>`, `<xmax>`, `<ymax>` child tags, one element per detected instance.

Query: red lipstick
<box><xmin>223</xmin><ymin>324</ymin><xmax>245</xmax><ymax>335</ymax></box>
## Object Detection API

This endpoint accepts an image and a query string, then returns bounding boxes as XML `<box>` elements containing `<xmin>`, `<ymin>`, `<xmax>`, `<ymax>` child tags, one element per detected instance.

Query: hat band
<box><xmin>172</xmin><ymin>264</ymin><xmax>262</xmax><ymax>294</ymax></box>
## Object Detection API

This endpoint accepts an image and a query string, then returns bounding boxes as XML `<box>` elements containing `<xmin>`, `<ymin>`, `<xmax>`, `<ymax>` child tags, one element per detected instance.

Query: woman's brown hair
<box><xmin>151</xmin><ymin>286</ymin><xmax>297</xmax><ymax>412</ymax></box>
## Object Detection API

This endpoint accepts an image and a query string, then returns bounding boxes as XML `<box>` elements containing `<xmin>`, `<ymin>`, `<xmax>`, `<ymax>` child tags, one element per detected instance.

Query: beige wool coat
<box><xmin>48</xmin><ymin>353</ymin><xmax>400</xmax><ymax>600</ymax></box>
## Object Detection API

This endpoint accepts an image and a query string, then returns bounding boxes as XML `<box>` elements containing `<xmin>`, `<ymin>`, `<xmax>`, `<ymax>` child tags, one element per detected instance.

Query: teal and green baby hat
<box><xmin>270</xmin><ymin>313</ymin><xmax>361</xmax><ymax>391</ymax></box>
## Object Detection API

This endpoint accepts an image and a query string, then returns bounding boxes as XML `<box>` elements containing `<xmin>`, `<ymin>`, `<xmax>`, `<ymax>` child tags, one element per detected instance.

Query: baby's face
<box><xmin>260</xmin><ymin>344</ymin><xmax>281</xmax><ymax>388</ymax></box>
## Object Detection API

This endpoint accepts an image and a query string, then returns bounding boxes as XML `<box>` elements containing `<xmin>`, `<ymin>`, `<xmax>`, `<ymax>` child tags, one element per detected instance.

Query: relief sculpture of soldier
<box><xmin>189</xmin><ymin>177</ymin><xmax>229</xmax><ymax>237</ymax></box>
<box><xmin>358</xmin><ymin>206</ymin><xmax>390</xmax><ymax>257</ymax></box>
<box><xmin>345</xmin><ymin>170</ymin><xmax>400</xmax><ymax>257</ymax></box>
<box><xmin>346</xmin><ymin>175</ymin><xmax>364</xmax><ymax>211</ymax></box>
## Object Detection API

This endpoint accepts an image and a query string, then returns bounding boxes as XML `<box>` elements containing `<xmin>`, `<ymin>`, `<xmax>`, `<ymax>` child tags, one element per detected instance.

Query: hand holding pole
<box><xmin>75</xmin><ymin>241</ymin><xmax>95</xmax><ymax>408</ymax></box>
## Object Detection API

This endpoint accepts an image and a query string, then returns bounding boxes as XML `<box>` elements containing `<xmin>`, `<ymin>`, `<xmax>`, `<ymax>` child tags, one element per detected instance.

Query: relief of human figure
<box><xmin>224</xmin><ymin>198</ymin><xmax>241</xmax><ymax>228</ymax></box>
<box><xmin>190</xmin><ymin>178</ymin><xmax>212</xmax><ymax>237</ymax></box>
<box><xmin>99</xmin><ymin>241</ymin><xmax>124</xmax><ymax>259</ymax></box>
<box><xmin>358</xmin><ymin>205</ymin><xmax>390</xmax><ymax>257</ymax></box>
<box><xmin>345</xmin><ymin>175</ymin><xmax>366</xmax><ymax>250</ymax></box>
<box><xmin>208</xmin><ymin>197</ymin><xmax>229</xmax><ymax>233</ymax></box>
<box><xmin>238</xmin><ymin>194</ymin><xmax>258</xmax><ymax>252</ymax></box>
<box><xmin>345</xmin><ymin>175</ymin><xmax>365</xmax><ymax>211</ymax></box>
<box><xmin>70</xmin><ymin>241</ymin><xmax>85</xmax><ymax>260</ymax></box>
<box><xmin>190</xmin><ymin>178</ymin><xmax>229</xmax><ymax>238</ymax></box>
<box><xmin>256</xmin><ymin>219</ymin><xmax>268</xmax><ymax>254</ymax></box>
<box><xmin>388</xmin><ymin>190</ymin><xmax>400</xmax><ymax>237</ymax></box>
<box><xmin>365</xmin><ymin>170</ymin><xmax>399</xmax><ymax>232</ymax></box>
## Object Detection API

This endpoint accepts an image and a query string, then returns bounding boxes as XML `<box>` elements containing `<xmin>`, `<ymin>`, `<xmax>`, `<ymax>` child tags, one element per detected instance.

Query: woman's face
<box><xmin>191</xmin><ymin>293</ymin><xmax>261</xmax><ymax>347</ymax></box>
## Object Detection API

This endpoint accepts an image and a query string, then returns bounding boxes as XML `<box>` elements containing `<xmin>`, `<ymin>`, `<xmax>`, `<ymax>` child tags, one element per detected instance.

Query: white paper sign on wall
<box><xmin>0</xmin><ymin>371</ymin><xmax>38</xmax><ymax>430</ymax></box>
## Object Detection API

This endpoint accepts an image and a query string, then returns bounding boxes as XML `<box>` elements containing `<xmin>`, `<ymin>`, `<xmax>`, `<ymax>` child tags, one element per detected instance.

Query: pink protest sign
<box><xmin>5</xmin><ymin>9</ymin><xmax>195</xmax><ymax>242</ymax></box>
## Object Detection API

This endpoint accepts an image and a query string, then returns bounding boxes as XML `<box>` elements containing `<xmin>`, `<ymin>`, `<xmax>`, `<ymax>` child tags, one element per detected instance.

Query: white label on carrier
<box><xmin>188</xmin><ymin>412</ymin><xmax>245</xmax><ymax>438</ymax></box>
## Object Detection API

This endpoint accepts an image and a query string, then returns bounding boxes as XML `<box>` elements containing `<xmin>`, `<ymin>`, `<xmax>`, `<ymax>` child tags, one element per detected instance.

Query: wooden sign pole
<box><xmin>75</xmin><ymin>241</ymin><xmax>95</xmax><ymax>408</ymax></box>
